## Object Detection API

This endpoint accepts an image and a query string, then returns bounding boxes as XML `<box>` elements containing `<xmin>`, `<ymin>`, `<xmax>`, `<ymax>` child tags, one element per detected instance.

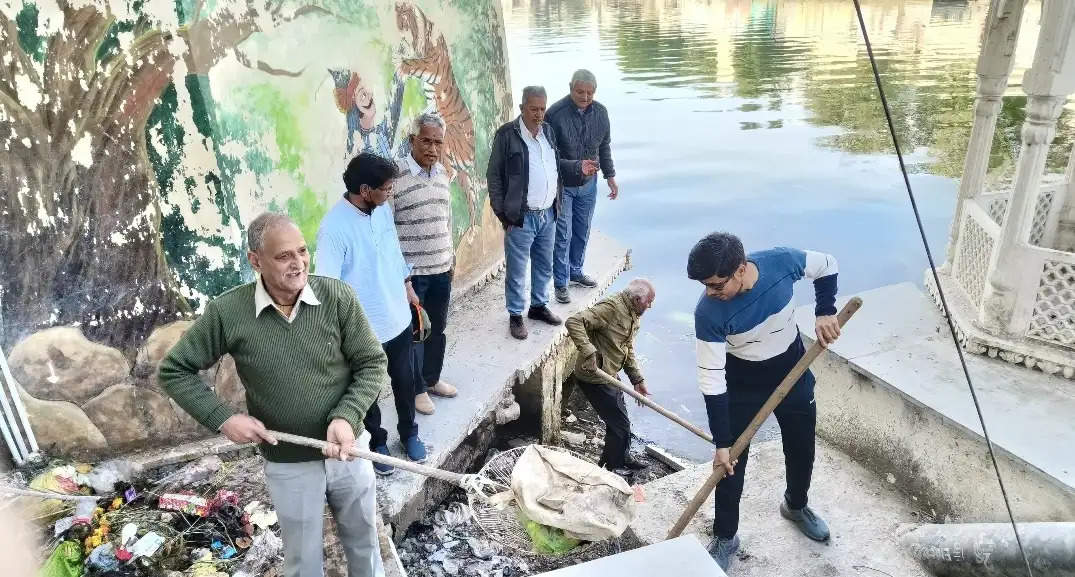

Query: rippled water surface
<box><xmin>502</xmin><ymin>0</ymin><xmax>1072</xmax><ymax>460</ymax></box>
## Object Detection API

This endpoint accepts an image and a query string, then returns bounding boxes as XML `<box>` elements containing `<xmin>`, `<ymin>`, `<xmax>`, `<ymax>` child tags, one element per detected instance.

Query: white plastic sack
<box><xmin>509</xmin><ymin>445</ymin><xmax>635</xmax><ymax>541</ymax></box>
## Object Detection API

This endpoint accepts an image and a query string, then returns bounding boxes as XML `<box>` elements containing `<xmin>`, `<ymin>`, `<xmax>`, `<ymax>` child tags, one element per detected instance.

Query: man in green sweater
<box><xmin>159</xmin><ymin>212</ymin><xmax>389</xmax><ymax>577</ymax></box>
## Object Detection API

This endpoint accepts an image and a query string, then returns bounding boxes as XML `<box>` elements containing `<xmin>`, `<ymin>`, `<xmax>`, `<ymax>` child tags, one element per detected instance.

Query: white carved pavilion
<box><xmin>929</xmin><ymin>0</ymin><xmax>1075</xmax><ymax>379</ymax></box>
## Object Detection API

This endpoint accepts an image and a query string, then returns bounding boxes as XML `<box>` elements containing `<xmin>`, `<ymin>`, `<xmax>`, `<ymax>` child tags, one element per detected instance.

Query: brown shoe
<box><xmin>510</xmin><ymin>315</ymin><xmax>528</xmax><ymax>340</ymax></box>
<box><xmin>427</xmin><ymin>381</ymin><xmax>457</xmax><ymax>398</ymax></box>
<box><xmin>527</xmin><ymin>306</ymin><xmax>562</xmax><ymax>325</ymax></box>
<box><xmin>415</xmin><ymin>392</ymin><xmax>435</xmax><ymax>415</ymax></box>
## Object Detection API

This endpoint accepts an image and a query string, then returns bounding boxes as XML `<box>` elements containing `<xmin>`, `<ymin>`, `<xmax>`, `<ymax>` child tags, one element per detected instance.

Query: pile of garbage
<box><xmin>7</xmin><ymin>456</ymin><xmax>284</xmax><ymax>577</ymax></box>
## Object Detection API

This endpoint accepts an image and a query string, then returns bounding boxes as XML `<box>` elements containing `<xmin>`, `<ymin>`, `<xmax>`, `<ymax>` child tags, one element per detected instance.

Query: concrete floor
<box><xmin>629</xmin><ymin>439</ymin><xmax>931</xmax><ymax>577</ymax></box>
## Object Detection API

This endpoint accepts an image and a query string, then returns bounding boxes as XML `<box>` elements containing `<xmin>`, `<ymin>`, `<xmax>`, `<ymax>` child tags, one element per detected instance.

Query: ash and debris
<box><xmin>398</xmin><ymin>389</ymin><xmax>676</xmax><ymax>576</ymax></box>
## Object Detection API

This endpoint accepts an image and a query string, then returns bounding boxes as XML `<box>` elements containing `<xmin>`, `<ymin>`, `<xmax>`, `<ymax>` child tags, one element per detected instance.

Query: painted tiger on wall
<box><xmin>395</xmin><ymin>1</ymin><xmax>479</xmax><ymax>232</ymax></box>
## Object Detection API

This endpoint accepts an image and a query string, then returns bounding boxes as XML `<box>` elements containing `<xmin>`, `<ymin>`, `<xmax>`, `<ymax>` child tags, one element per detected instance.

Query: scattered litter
<box><xmin>129</xmin><ymin>531</ymin><xmax>166</xmax><ymax>558</ymax></box>
<box><xmin>85</xmin><ymin>543</ymin><xmax>119</xmax><ymax>573</ymax></box>
<box><xmin>231</xmin><ymin>530</ymin><xmax>283</xmax><ymax>577</ymax></box>
<box><xmin>244</xmin><ymin>500</ymin><xmax>278</xmax><ymax>529</ymax></box>
<box><xmin>559</xmin><ymin>431</ymin><xmax>586</xmax><ymax>446</ymax></box>
<box><xmin>38</xmin><ymin>540</ymin><xmax>83</xmax><ymax>577</ymax></box>
<box><xmin>53</xmin><ymin>516</ymin><xmax>75</xmax><ymax>537</ymax></box>
<box><xmin>522</xmin><ymin>516</ymin><xmax>581</xmax><ymax>556</ymax></box>
<box><xmin>154</xmin><ymin>455</ymin><xmax>223</xmax><ymax>490</ymax></box>
<box><xmin>85</xmin><ymin>459</ymin><xmax>139</xmax><ymax>495</ymax></box>
<box><xmin>159</xmin><ymin>493</ymin><xmax>210</xmax><ymax>517</ymax></box>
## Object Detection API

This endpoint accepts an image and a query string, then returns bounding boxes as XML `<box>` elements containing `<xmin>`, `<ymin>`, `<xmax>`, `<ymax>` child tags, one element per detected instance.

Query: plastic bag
<box><xmin>510</xmin><ymin>445</ymin><xmax>636</xmax><ymax>541</ymax></box>
<box><xmin>37</xmin><ymin>541</ymin><xmax>82</xmax><ymax>577</ymax></box>
<box><xmin>519</xmin><ymin>512</ymin><xmax>580</xmax><ymax>556</ymax></box>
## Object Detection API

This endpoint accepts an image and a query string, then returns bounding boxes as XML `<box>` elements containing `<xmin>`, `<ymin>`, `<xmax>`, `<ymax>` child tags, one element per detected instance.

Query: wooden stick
<box><xmin>665</xmin><ymin>297</ymin><xmax>863</xmax><ymax>539</ymax></box>
<box><xmin>266</xmin><ymin>430</ymin><xmax>468</xmax><ymax>485</ymax></box>
<box><xmin>589</xmin><ymin>369</ymin><xmax>714</xmax><ymax>444</ymax></box>
<box><xmin>0</xmin><ymin>487</ymin><xmax>100</xmax><ymax>501</ymax></box>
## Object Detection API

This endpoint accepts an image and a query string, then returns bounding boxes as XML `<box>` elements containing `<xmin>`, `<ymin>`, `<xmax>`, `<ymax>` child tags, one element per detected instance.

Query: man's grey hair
<box><xmin>521</xmin><ymin>85</ymin><xmax>547</xmax><ymax>104</ymax></box>
<box><xmin>570</xmin><ymin>69</ymin><xmax>597</xmax><ymax>89</ymax></box>
<box><xmin>409</xmin><ymin>112</ymin><xmax>445</xmax><ymax>137</ymax></box>
<box><xmin>247</xmin><ymin>212</ymin><xmax>296</xmax><ymax>253</ymax></box>
<box><xmin>625</xmin><ymin>278</ymin><xmax>655</xmax><ymax>301</ymax></box>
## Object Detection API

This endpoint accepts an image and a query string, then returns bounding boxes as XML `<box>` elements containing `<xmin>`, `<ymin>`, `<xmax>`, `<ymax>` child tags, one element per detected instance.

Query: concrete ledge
<box><xmin>628</xmin><ymin>440</ymin><xmax>929</xmax><ymax>577</ymax></box>
<box><xmin>795</xmin><ymin>283</ymin><xmax>1075</xmax><ymax>522</ymax></box>
<box><xmin>373</xmin><ymin>231</ymin><xmax>630</xmax><ymax>535</ymax></box>
<box><xmin>534</xmin><ymin>535</ymin><xmax>725</xmax><ymax>577</ymax></box>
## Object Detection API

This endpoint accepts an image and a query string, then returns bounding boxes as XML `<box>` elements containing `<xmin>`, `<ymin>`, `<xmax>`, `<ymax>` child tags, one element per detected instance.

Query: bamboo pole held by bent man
<box><xmin>588</xmin><ymin>368</ymin><xmax>714</xmax><ymax>444</ymax></box>
<box><xmin>666</xmin><ymin>296</ymin><xmax>863</xmax><ymax>539</ymax></box>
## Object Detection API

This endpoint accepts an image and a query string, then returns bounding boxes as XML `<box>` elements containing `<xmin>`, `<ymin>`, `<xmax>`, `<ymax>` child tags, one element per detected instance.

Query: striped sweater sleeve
<box><xmin>786</xmin><ymin>248</ymin><xmax>839</xmax><ymax>316</ymax></box>
<box><xmin>696</xmin><ymin>305</ymin><xmax>730</xmax><ymax>447</ymax></box>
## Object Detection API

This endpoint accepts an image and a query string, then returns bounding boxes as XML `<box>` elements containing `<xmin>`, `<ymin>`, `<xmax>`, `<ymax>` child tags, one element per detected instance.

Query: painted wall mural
<box><xmin>0</xmin><ymin>0</ymin><xmax>512</xmax><ymax>458</ymax></box>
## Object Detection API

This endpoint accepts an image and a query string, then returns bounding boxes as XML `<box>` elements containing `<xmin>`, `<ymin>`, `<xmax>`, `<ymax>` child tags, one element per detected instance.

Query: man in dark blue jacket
<box><xmin>487</xmin><ymin>86</ymin><xmax>598</xmax><ymax>340</ymax></box>
<box><xmin>545</xmin><ymin>70</ymin><xmax>617</xmax><ymax>304</ymax></box>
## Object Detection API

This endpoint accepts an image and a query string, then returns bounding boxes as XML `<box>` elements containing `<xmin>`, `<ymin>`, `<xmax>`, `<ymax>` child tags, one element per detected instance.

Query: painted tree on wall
<box><xmin>0</xmin><ymin>1</ymin><xmax>322</xmax><ymax>352</ymax></box>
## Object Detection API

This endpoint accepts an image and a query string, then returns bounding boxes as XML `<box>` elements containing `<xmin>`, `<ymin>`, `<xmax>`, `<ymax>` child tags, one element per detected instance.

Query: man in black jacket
<box><xmin>487</xmin><ymin>86</ymin><xmax>598</xmax><ymax>340</ymax></box>
<box><xmin>546</xmin><ymin>69</ymin><xmax>617</xmax><ymax>304</ymax></box>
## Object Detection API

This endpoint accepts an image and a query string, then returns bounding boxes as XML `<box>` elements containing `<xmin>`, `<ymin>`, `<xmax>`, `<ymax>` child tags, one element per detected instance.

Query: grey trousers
<box><xmin>263</xmin><ymin>433</ymin><xmax>384</xmax><ymax>577</ymax></box>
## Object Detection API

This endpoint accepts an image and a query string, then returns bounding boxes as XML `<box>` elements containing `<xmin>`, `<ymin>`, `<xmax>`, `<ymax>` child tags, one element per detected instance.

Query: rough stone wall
<box><xmin>0</xmin><ymin>0</ymin><xmax>513</xmax><ymax>462</ymax></box>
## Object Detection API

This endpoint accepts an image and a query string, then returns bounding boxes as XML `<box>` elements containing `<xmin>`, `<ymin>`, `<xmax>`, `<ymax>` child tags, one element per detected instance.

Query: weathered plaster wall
<box><xmin>0</xmin><ymin>0</ymin><xmax>513</xmax><ymax>460</ymax></box>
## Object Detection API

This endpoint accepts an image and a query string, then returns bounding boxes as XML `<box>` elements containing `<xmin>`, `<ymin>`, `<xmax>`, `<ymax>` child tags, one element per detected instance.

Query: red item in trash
<box><xmin>158</xmin><ymin>493</ymin><xmax>210</xmax><ymax>517</ymax></box>
<box><xmin>211</xmin><ymin>489</ymin><xmax>240</xmax><ymax>511</ymax></box>
<box><xmin>114</xmin><ymin>548</ymin><xmax>133</xmax><ymax>562</ymax></box>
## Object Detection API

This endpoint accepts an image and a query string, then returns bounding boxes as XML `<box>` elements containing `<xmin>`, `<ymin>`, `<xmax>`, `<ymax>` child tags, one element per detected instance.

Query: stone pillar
<box><xmin>1052</xmin><ymin>143</ymin><xmax>1075</xmax><ymax>251</ymax></box>
<box><xmin>980</xmin><ymin>0</ymin><xmax>1075</xmax><ymax>334</ymax></box>
<box><xmin>944</xmin><ymin>0</ymin><xmax>1025</xmax><ymax>269</ymax></box>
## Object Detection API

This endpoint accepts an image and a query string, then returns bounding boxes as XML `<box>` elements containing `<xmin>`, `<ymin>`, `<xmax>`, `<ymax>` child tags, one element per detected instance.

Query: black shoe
<box><xmin>555</xmin><ymin>286</ymin><xmax>571</xmax><ymax>304</ymax></box>
<box><xmin>707</xmin><ymin>534</ymin><xmax>740</xmax><ymax>571</ymax></box>
<box><xmin>509</xmin><ymin>315</ymin><xmax>528</xmax><ymax>340</ymax></box>
<box><xmin>623</xmin><ymin>456</ymin><xmax>647</xmax><ymax>470</ymax></box>
<box><xmin>780</xmin><ymin>500</ymin><xmax>830</xmax><ymax>542</ymax></box>
<box><xmin>569</xmin><ymin>273</ymin><xmax>599</xmax><ymax>288</ymax></box>
<box><xmin>527</xmin><ymin>306</ymin><xmax>562</xmax><ymax>325</ymax></box>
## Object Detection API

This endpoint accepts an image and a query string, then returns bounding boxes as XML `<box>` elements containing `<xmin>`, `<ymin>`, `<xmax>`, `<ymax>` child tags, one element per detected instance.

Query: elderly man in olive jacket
<box><xmin>564</xmin><ymin>278</ymin><xmax>654</xmax><ymax>472</ymax></box>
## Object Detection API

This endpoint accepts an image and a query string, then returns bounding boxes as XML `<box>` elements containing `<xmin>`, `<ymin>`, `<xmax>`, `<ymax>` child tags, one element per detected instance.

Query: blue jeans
<box><xmin>505</xmin><ymin>207</ymin><xmax>556</xmax><ymax>315</ymax></box>
<box><xmin>554</xmin><ymin>177</ymin><xmax>598</xmax><ymax>288</ymax></box>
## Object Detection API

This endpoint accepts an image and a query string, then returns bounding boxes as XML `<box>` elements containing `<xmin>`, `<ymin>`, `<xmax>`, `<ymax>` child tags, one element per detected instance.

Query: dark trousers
<box><xmin>411</xmin><ymin>270</ymin><xmax>453</xmax><ymax>388</ymax></box>
<box><xmin>713</xmin><ymin>377</ymin><xmax>817</xmax><ymax>539</ymax></box>
<box><xmin>576</xmin><ymin>378</ymin><xmax>631</xmax><ymax>469</ymax></box>
<box><xmin>364</xmin><ymin>326</ymin><xmax>420</xmax><ymax>448</ymax></box>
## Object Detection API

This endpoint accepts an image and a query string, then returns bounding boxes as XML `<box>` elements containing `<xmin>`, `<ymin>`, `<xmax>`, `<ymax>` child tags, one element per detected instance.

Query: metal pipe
<box><xmin>903</xmin><ymin>522</ymin><xmax>1075</xmax><ymax>576</ymax></box>
<box><xmin>0</xmin><ymin>347</ymin><xmax>36</xmax><ymax>453</ymax></box>
<box><xmin>0</xmin><ymin>359</ymin><xmax>27</xmax><ymax>462</ymax></box>
<box><xmin>0</xmin><ymin>404</ymin><xmax>23</xmax><ymax>465</ymax></box>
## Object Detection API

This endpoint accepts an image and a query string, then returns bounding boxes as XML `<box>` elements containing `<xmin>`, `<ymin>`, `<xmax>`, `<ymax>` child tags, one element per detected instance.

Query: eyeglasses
<box><xmin>706</xmin><ymin>278</ymin><xmax>733</xmax><ymax>293</ymax></box>
<box><xmin>416</xmin><ymin>136</ymin><xmax>445</xmax><ymax>147</ymax></box>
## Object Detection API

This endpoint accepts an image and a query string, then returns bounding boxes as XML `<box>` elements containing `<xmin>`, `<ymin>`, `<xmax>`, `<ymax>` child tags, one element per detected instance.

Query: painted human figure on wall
<box><xmin>329</xmin><ymin>68</ymin><xmax>405</xmax><ymax>158</ymax></box>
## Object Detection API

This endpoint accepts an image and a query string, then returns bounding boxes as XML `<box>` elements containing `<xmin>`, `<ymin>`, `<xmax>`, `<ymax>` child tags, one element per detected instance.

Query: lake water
<box><xmin>502</xmin><ymin>0</ymin><xmax>1073</xmax><ymax>461</ymax></box>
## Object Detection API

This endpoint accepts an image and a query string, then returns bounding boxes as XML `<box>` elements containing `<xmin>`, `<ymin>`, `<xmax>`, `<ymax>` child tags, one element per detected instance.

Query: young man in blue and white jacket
<box><xmin>687</xmin><ymin>232</ymin><xmax>842</xmax><ymax>571</ymax></box>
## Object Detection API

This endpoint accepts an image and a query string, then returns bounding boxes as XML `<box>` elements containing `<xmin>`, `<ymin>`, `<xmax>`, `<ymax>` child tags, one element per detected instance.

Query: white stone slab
<box><xmin>793</xmin><ymin>282</ymin><xmax>946</xmax><ymax>361</ymax></box>
<box><xmin>796</xmin><ymin>282</ymin><xmax>1075</xmax><ymax>492</ymax></box>
<box><xmin>535</xmin><ymin>535</ymin><xmax>726</xmax><ymax>577</ymax></box>
<box><xmin>849</xmin><ymin>337</ymin><xmax>1075</xmax><ymax>490</ymax></box>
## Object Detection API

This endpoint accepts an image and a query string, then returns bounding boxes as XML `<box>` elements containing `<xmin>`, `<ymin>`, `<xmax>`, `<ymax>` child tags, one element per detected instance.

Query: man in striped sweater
<box><xmin>687</xmin><ymin>232</ymin><xmax>842</xmax><ymax>571</ymax></box>
<box><xmin>160</xmin><ymin>212</ymin><xmax>388</xmax><ymax>577</ymax></box>
<box><xmin>390</xmin><ymin>113</ymin><xmax>458</xmax><ymax>416</ymax></box>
